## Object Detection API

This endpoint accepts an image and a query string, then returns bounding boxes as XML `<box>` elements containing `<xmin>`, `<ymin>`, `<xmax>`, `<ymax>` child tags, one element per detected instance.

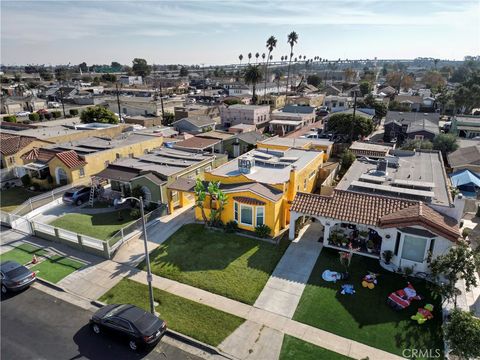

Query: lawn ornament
<box><xmin>361</xmin><ymin>272</ymin><xmax>378</xmax><ymax>289</ymax></box>
<box><xmin>341</xmin><ymin>284</ymin><xmax>355</xmax><ymax>295</ymax></box>
<box><xmin>322</xmin><ymin>270</ymin><xmax>349</xmax><ymax>283</ymax></box>
<box><xmin>31</xmin><ymin>254</ymin><xmax>38</xmax><ymax>264</ymax></box>
<box><xmin>387</xmin><ymin>282</ymin><xmax>422</xmax><ymax>311</ymax></box>
<box><xmin>411</xmin><ymin>304</ymin><xmax>434</xmax><ymax>324</ymax></box>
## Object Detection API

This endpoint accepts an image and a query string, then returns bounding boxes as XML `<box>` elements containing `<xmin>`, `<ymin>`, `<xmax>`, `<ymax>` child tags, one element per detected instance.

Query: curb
<box><xmin>90</xmin><ymin>300</ymin><xmax>233</xmax><ymax>359</ymax></box>
<box><xmin>36</xmin><ymin>277</ymin><xmax>66</xmax><ymax>292</ymax></box>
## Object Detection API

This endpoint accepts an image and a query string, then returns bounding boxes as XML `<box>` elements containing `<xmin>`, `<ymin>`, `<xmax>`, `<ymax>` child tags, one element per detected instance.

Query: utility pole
<box><xmin>350</xmin><ymin>91</ymin><xmax>357</xmax><ymax>142</ymax></box>
<box><xmin>59</xmin><ymin>86</ymin><xmax>66</xmax><ymax>118</ymax></box>
<box><xmin>201</xmin><ymin>63</ymin><xmax>206</xmax><ymax>97</ymax></box>
<box><xmin>115</xmin><ymin>82</ymin><xmax>122</xmax><ymax>121</ymax></box>
<box><xmin>154</xmin><ymin>65</ymin><xmax>166</xmax><ymax>125</ymax></box>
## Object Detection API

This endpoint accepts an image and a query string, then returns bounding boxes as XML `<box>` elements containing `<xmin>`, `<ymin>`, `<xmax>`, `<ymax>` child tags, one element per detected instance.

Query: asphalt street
<box><xmin>1</xmin><ymin>287</ymin><xmax>203</xmax><ymax>360</ymax></box>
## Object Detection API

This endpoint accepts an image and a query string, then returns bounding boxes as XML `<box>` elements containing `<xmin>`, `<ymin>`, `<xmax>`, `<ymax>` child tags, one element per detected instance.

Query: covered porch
<box><xmin>166</xmin><ymin>178</ymin><xmax>196</xmax><ymax>214</ymax></box>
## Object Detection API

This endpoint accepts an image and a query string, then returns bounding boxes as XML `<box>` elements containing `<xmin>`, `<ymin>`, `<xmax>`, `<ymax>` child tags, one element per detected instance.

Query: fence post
<box><xmin>54</xmin><ymin>228</ymin><xmax>60</xmax><ymax>243</ymax></box>
<box><xmin>121</xmin><ymin>228</ymin><xmax>124</xmax><ymax>243</ymax></box>
<box><xmin>51</xmin><ymin>191</ymin><xmax>55</xmax><ymax>202</ymax></box>
<box><xmin>77</xmin><ymin>234</ymin><xmax>84</xmax><ymax>249</ymax></box>
<box><xmin>29</xmin><ymin>198</ymin><xmax>33</xmax><ymax>211</ymax></box>
<box><xmin>103</xmin><ymin>241</ymin><xmax>110</xmax><ymax>259</ymax></box>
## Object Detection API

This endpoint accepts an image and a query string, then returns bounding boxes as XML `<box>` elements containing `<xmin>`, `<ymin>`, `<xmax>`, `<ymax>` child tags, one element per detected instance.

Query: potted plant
<box><xmin>359</xmin><ymin>230</ymin><xmax>368</xmax><ymax>240</ymax></box>
<box><xmin>341</xmin><ymin>236</ymin><xmax>349</xmax><ymax>247</ymax></box>
<box><xmin>366</xmin><ymin>240</ymin><xmax>374</xmax><ymax>253</ymax></box>
<box><xmin>382</xmin><ymin>250</ymin><xmax>393</xmax><ymax>264</ymax></box>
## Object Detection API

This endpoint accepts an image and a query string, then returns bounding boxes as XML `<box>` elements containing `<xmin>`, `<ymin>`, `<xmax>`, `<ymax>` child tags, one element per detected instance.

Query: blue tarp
<box><xmin>450</xmin><ymin>170</ymin><xmax>480</xmax><ymax>197</ymax></box>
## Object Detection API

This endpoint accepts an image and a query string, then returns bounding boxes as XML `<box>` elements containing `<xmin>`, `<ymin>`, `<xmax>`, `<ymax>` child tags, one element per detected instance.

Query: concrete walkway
<box><xmin>254</xmin><ymin>222</ymin><xmax>323</xmax><ymax>318</ymax></box>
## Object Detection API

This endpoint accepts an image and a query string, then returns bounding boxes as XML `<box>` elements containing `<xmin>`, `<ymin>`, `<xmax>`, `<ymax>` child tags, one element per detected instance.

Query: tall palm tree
<box><xmin>263</xmin><ymin>35</ymin><xmax>277</xmax><ymax>102</ymax></box>
<box><xmin>285</xmin><ymin>31</ymin><xmax>298</xmax><ymax>101</ymax></box>
<box><xmin>248</xmin><ymin>53</ymin><xmax>252</xmax><ymax>63</ymax></box>
<box><xmin>239</xmin><ymin>54</ymin><xmax>243</xmax><ymax>66</ymax></box>
<box><xmin>262</xmin><ymin>53</ymin><xmax>266</xmax><ymax>63</ymax></box>
<box><xmin>244</xmin><ymin>64</ymin><xmax>263</xmax><ymax>104</ymax></box>
<box><xmin>255</xmin><ymin>52</ymin><xmax>260</xmax><ymax>63</ymax></box>
<box><xmin>281</xmin><ymin>56</ymin><xmax>284</xmax><ymax>62</ymax></box>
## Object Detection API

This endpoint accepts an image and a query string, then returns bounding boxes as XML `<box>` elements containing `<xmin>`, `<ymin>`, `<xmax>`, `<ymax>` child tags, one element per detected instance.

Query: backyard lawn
<box><xmin>139</xmin><ymin>224</ymin><xmax>289</xmax><ymax>305</ymax></box>
<box><xmin>0</xmin><ymin>187</ymin><xmax>42</xmax><ymax>213</ymax></box>
<box><xmin>293</xmin><ymin>248</ymin><xmax>443</xmax><ymax>358</ymax></box>
<box><xmin>0</xmin><ymin>243</ymin><xmax>48</xmax><ymax>265</ymax></box>
<box><xmin>280</xmin><ymin>335</ymin><xmax>352</xmax><ymax>360</ymax></box>
<box><xmin>31</xmin><ymin>255</ymin><xmax>85</xmax><ymax>283</ymax></box>
<box><xmin>49</xmin><ymin>209</ymin><xmax>138</xmax><ymax>240</ymax></box>
<box><xmin>99</xmin><ymin>278</ymin><xmax>244</xmax><ymax>346</ymax></box>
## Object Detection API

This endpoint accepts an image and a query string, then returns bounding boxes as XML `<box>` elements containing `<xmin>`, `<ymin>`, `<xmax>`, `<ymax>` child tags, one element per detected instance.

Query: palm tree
<box><xmin>262</xmin><ymin>53</ymin><xmax>266</xmax><ymax>63</ymax></box>
<box><xmin>303</xmin><ymin>55</ymin><xmax>306</xmax><ymax>61</ymax></box>
<box><xmin>244</xmin><ymin>64</ymin><xmax>263</xmax><ymax>104</ymax></box>
<box><xmin>281</xmin><ymin>56</ymin><xmax>284</xmax><ymax>62</ymax></box>
<box><xmin>255</xmin><ymin>52</ymin><xmax>260</xmax><ymax>63</ymax></box>
<box><xmin>285</xmin><ymin>31</ymin><xmax>298</xmax><ymax>101</ymax></box>
<box><xmin>239</xmin><ymin>54</ymin><xmax>243</xmax><ymax>66</ymax></box>
<box><xmin>263</xmin><ymin>35</ymin><xmax>277</xmax><ymax>103</ymax></box>
<box><xmin>248</xmin><ymin>53</ymin><xmax>252</xmax><ymax>63</ymax></box>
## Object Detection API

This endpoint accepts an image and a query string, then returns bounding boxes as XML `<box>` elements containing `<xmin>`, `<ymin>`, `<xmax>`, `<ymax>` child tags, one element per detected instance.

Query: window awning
<box><xmin>233</xmin><ymin>196</ymin><xmax>266</xmax><ymax>206</ymax></box>
<box><xmin>23</xmin><ymin>162</ymin><xmax>48</xmax><ymax>171</ymax></box>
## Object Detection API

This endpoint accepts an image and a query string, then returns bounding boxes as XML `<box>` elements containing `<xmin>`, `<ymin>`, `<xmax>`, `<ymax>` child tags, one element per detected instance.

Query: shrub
<box><xmin>224</xmin><ymin>220</ymin><xmax>239</xmax><ymax>233</ymax></box>
<box><xmin>255</xmin><ymin>224</ymin><xmax>271</xmax><ymax>238</ymax></box>
<box><xmin>462</xmin><ymin>228</ymin><xmax>472</xmax><ymax>239</ymax></box>
<box><xmin>69</xmin><ymin>109</ymin><xmax>79</xmax><ymax>116</ymax></box>
<box><xmin>20</xmin><ymin>174</ymin><xmax>31</xmax><ymax>187</ymax></box>
<box><xmin>129</xmin><ymin>209</ymin><xmax>141</xmax><ymax>218</ymax></box>
<box><xmin>65</xmin><ymin>114</ymin><xmax>73</xmax><ymax>118</ymax></box>
<box><xmin>43</xmin><ymin>112</ymin><xmax>52</xmax><ymax>120</ymax></box>
<box><xmin>3</xmin><ymin>115</ymin><xmax>17</xmax><ymax>123</ymax></box>
<box><xmin>31</xmin><ymin>183</ymin><xmax>41</xmax><ymax>191</ymax></box>
<box><xmin>145</xmin><ymin>202</ymin><xmax>158</xmax><ymax>212</ymax></box>
<box><xmin>28</xmin><ymin>113</ymin><xmax>40</xmax><ymax>122</ymax></box>
<box><xmin>476</xmin><ymin>205</ymin><xmax>480</xmax><ymax>217</ymax></box>
<box><xmin>52</xmin><ymin>111</ymin><xmax>61</xmax><ymax>119</ymax></box>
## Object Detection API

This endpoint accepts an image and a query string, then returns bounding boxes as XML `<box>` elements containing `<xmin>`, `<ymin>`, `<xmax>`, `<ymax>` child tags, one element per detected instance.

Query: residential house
<box><xmin>447</xmin><ymin>143</ymin><xmax>480</xmax><ymax>174</ymax></box>
<box><xmin>173</xmin><ymin>105</ymin><xmax>220</xmax><ymax>122</ymax></box>
<box><xmin>269</xmin><ymin>112</ymin><xmax>316</xmax><ymax>136</ymax></box>
<box><xmin>257</xmin><ymin>136</ymin><xmax>333</xmax><ymax>161</ymax></box>
<box><xmin>323</xmin><ymin>95</ymin><xmax>353</xmax><ymax>112</ymax></box>
<box><xmin>124</xmin><ymin>115</ymin><xmax>162</xmax><ymax>128</ymax></box>
<box><xmin>220</xmin><ymin>104</ymin><xmax>270</xmax><ymax>128</ymax></box>
<box><xmin>258</xmin><ymin>94</ymin><xmax>286</xmax><ymax>109</ymax></box>
<box><xmin>289</xmin><ymin>190</ymin><xmax>460</xmax><ymax>273</ymax></box>
<box><xmin>450</xmin><ymin>115</ymin><xmax>480</xmax><ymax>139</ymax></box>
<box><xmin>288</xmin><ymin>94</ymin><xmax>325</xmax><ymax>108</ymax></box>
<box><xmin>172</xmin><ymin>136</ymin><xmax>222</xmax><ymax>154</ymax></box>
<box><xmin>377</xmin><ymin>86</ymin><xmax>397</xmax><ymax>98</ymax></box>
<box><xmin>324</xmin><ymin>84</ymin><xmax>342</xmax><ymax>96</ymax></box>
<box><xmin>119</xmin><ymin>76</ymin><xmax>143</xmax><ymax>85</ymax></box>
<box><xmin>1</xmin><ymin>96</ymin><xmax>47</xmax><ymax>114</ymax></box>
<box><xmin>196</xmin><ymin>130</ymin><xmax>235</xmax><ymax>154</ymax></box>
<box><xmin>227</xmin><ymin>123</ymin><xmax>257</xmax><ymax>134</ymax></box>
<box><xmin>21</xmin><ymin>133</ymin><xmax>163</xmax><ymax>185</ymax></box>
<box><xmin>223</xmin><ymin>82</ymin><xmax>286</xmax><ymax>97</ymax></box>
<box><xmin>384</xmin><ymin>111</ymin><xmax>440</xmax><ymax>143</ymax></box>
<box><xmin>393</xmin><ymin>95</ymin><xmax>435</xmax><ymax>112</ymax></box>
<box><xmin>449</xmin><ymin>170</ymin><xmax>480</xmax><ymax>198</ymax></box>
<box><xmin>350</xmin><ymin>142</ymin><xmax>393</xmax><ymax>159</ymax></box>
<box><xmin>168</xmin><ymin>146</ymin><xmax>325</xmax><ymax>237</ymax></box>
<box><xmin>95</xmin><ymin>147</ymin><xmax>220</xmax><ymax>212</ymax></box>
<box><xmin>171</xmin><ymin>116</ymin><xmax>216</xmax><ymax>134</ymax></box>
<box><xmin>223</xmin><ymin>131</ymin><xmax>265</xmax><ymax>158</ymax></box>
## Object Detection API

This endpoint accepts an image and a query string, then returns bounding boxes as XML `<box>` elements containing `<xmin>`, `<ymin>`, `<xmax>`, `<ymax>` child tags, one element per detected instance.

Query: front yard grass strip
<box><xmin>0</xmin><ymin>187</ymin><xmax>44</xmax><ymax>213</ymax></box>
<box><xmin>139</xmin><ymin>223</ymin><xmax>289</xmax><ymax>305</ymax></box>
<box><xmin>0</xmin><ymin>243</ymin><xmax>48</xmax><ymax>265</ymax></box>
<box><xmin>49</xmin><ymin>209</ymin><xmax>137</xmax><ymax>240</ymax></box>
<box><xmin>99</xmin><ymin>278</ymin><xmax>244</xmax><ymax>347</ymax></box>
<box><xmin>280</xmin><ymin>335</ymin><xmax>352</xmax><ymax>360</ymax></box>
<box><xmin>293</xmin><ymin>248</ymin><xmax>443</xmax><ymax>359</ymax></box>
<box><xmin>31</xmin><ymin>255</ymin><xmax>85</xmax><ymax>283</ymax></box>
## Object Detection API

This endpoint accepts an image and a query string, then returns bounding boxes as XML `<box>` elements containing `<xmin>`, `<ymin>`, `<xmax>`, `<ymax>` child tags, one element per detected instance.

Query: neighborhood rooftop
<box><xmin>336</xmin><ymin>150</ymin><xmax>452</xmax><ymax>207</ymax></box>
<box><xmin>210</xmin><ymin>148</ymin><xmax>322</xmax><ymax>184</ymax></box>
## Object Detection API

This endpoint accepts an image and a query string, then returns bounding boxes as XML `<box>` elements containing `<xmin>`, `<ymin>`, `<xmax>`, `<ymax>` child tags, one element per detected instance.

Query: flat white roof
<box><xmin>351</xmin><ymin>180</ymin><xmax>435</xmax><ymax>198</ymax></box>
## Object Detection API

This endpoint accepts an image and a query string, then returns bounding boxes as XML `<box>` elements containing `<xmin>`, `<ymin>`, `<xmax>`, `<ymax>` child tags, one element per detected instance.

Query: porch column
<box><xmin>289</xmin><ymin>212</ymin><xmax>300</xmax><ymax>240</ymax></box>
<box><xmin>323</xmin><ymin>221</ymin><xmax>331</xmax><ymax>245</ymax></box>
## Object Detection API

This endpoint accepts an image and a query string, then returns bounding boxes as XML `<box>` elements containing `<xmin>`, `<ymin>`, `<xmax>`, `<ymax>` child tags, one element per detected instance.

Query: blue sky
<box><xmin>1</xmin><ymin>0</ymin><xmax>479</xmax><ymax>65</ymax></box>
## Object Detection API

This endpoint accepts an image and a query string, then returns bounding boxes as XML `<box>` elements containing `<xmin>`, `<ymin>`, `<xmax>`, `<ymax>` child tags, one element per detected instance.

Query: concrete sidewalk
<box><xmin>254</xmin><ymin>222</ymin><xmax>323</xmax><ymax>318</ymax></box>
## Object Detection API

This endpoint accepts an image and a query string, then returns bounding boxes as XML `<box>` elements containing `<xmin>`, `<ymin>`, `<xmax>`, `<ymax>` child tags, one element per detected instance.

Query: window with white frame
<box><xmin>414</xmin><ymin>135</ymin><xmax>424</xmax><ymax>140</ymax></box>
<box><xmin>401</xmin><ymin>235</ymin><xmax>428</xmax><ymax>263</ymax></box>
<box><xmin>304</xmin><ymin>178</ymin><xmax>307</xmax><ymax>190</ymax></box>
<box><xmin>240</xmin><ymin>204</ymin><xmax>253</xmax><ymax>226</ymax></box>
<box><xmin>309</xmin><ymin>170</ymin><xmax>316</xmax><ymax>180</ymax></box>
<box><xmin>79</xmin><ymin>167</ymin><xmax>85</xmax><ymax>177</ymax></box>
<box><xmin>256</xmin><ymin>206</ymin><xmax>264</xmax><ymax>226</ymax></box>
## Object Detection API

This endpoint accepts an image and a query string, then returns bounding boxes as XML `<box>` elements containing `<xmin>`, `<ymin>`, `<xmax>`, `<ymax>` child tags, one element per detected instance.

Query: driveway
<box><xmin>253</xmin><ymin>221</ymin><xmax>323</xmax><ymax>318</ymax></box>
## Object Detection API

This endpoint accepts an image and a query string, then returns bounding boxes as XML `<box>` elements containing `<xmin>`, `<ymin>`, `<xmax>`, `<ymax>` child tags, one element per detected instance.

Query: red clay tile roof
<box><xmin>55</xmin><ymin>150</ymin><xmax>86</xmax><ymax>169</ymax></box>
<box><xmin>290</xmin><ymin>190</ymin><xmax>460</xmax><ymax>242</ymax></box>
<box><xmin>233</xmin><ymin>196</ymin><xmax>266</xmax><ymax>206</ymax></box>
<box><xmin>0</xmin><ymin>133</ymin><xmax>38</xmax><ymax>155</ymax></box>
<box><xmin>22</xmin><ymin>147</ymin><xmax>58</xmax><ymax>162</ymax></box>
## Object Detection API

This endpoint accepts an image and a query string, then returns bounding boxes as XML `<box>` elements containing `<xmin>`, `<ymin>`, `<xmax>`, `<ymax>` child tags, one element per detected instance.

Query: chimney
<box><xmin>287</xmin><ymin>165</ymin><xmax>297</xmax><ymax>202</ymax></box>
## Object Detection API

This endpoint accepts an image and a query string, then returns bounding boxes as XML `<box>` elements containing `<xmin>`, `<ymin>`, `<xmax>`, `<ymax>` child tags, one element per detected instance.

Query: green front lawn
<box><xmin>100</xmin><ymin>278</ymin><xmax>244</xmax><ymax>346</ymax></box>
<box><xmin>280</xmin><ymin>335</ymin><xmax>352</xmax><ymax>360</ymax></box>
<box><xmin>139</xmin><ymin>224</ymin><xmax>289</xmax><ymax>305</ymax></box>
<box><xmin>31</xmin><ymin>255</ymin><xmax>85</xmax><ymax>283</ymax></box>
<box><xmin>0</xmin><ymin>243</ymin><xmax>48</xmax><ymax>265</ymax></box>
<box><xmin>293</xmin><ymin>248</ymin><xmax>443</xmax><ymax>358</ymax></box>
<box><xmin>49</xmin><ymin>209</ymin><xmax>138</xmax><ymax>240</ymax></box>
<box><xmin>0</xmin><ymin>187</ymin><xmax>43</xmax><ymax>213</ymax></box>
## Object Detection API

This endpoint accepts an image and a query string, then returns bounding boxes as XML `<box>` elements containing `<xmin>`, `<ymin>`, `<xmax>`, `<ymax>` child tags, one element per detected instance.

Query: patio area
<box><xmin>326</xmin><ymin>222</ymin><xmax>382</xmax><ymax>257</ymax></box>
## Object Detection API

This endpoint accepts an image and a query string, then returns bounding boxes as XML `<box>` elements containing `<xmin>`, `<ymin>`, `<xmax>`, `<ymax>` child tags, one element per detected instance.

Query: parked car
<box><xmin>15</xmin><ymin>111</ymin><xmax>31</xmax><ymax>117</ymax></box>
<box><xmin>300</xmin><ymin>132</ymin><xmax>320</xmax><ymax>139</ymax></box>
<box><xmin>37</xmin><ymin>109</ymin><xmax>49</xmax><ymax>115</ymax></box>
<box><xmin>90</xmin><ymin>304</ymin><xmax>167</xmax><ymax>351</ymax></box>
<box><xmin>1</xmin><ymin>261</ymin><xmax>36</xmax><ymax>294</ymax></box>
<box><xmin>62</xmin><ymin>186</ymin><xmax>93</xmax><ymax>206</ymax></box>
<box><xmin>47</xmin><ymin>101</ymin><xmax>60</xmax><ymax>108</ymax></box>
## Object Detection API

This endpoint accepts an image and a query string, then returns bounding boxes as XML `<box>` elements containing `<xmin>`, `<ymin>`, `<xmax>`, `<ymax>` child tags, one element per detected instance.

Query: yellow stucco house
<box><xmin>169</xmin><ymin>143</ymin><xmax>325</xmax><ymax>237</ymax></box>
<box><xmin>21</xmin><ymin>133</ymin><xmax>163</xmax><ymax>186</ymax></box>
<box><xmin>256</xmin><ymin>136</ymin><xmax>333</xmax><ymax>161</ymax></box>
<box><xmin>0</xmin><ymin>133</ymin><xmax>52</xmax><ymax>171</ymax></box>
